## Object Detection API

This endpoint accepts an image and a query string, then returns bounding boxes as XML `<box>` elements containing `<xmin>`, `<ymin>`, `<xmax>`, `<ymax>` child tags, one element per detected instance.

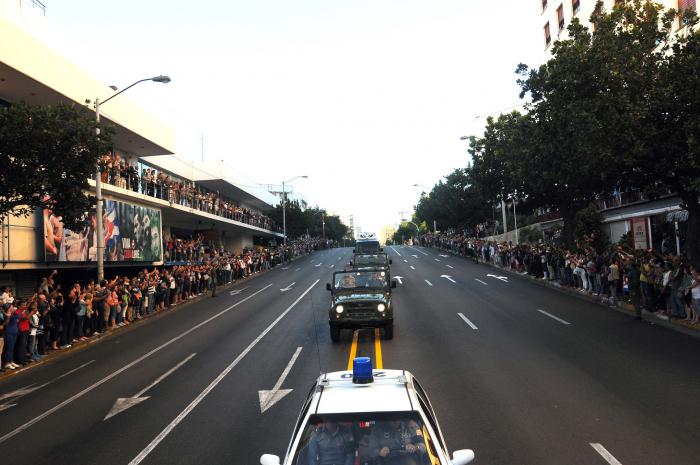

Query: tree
<box><xmin>0</xmin><ymin>102</ymin><xmax>112</xmax><ymax>230</ymax></box>
<box><xmin>270</xmin><ymin>200</ymin><xmax>349</xmax><ymax>241</ymax></box>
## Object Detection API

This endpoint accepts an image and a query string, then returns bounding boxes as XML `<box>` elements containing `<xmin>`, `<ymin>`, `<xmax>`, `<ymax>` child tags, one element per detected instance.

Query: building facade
<box><xmin>0</xmin><ymin>1</ymin><xmax>282</xmax><ymax>295</ymax></box>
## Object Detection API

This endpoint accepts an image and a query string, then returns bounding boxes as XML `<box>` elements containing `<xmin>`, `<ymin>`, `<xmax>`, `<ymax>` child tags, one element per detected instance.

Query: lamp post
<box><xmin>94</xmin><ymin>75</ymin><xmax>170</xmax><ymax>282</ymax></box>
<box><xmin>460</xmin><ymin>135</ymin><xmax>508</xmax><ymax>238</ymax></box>
<box><xmin>281</xmin><ymin>175</ymin><xmax>308</xmax><ymax>248</ymax></box>
<box><xmin>412</xmin><ymin>183</ymin><xmax>436</xmax><ymax>232</ymax></box>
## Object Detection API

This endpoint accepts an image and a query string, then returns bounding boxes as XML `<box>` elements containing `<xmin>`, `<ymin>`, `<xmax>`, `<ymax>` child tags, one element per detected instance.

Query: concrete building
<box><xmin>537</xmin><ymin>0</ymin><xmax>696</xmax><ymax>252</ymax></box>
<box><xmin>0</xmin><ymin>1</ymin><xmax>281</xmax><ymax>294</ymax></box>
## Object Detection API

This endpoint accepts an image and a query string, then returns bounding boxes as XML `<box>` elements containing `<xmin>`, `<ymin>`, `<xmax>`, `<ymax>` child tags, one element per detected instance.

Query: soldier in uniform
<box><xmin>368</xmin><ymin>420</ymin><xmax>427</xmax><ymax>465</ymax></box>
<box><xmin>307</xmin><ymin>421</ymin><xmax>355</xmax><ymax>465</ymax></box>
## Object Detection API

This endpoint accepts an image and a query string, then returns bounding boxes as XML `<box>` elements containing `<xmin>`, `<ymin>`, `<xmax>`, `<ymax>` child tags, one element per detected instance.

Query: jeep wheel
<box><xmin>330</xmin><ymin>325</ymin><xmax>341</xmax><ymax>343</ymax></box>
<box><xmin>383</xmin><ymin>323</ymin><xmax>394</xmax><ymax>340</ymax></box>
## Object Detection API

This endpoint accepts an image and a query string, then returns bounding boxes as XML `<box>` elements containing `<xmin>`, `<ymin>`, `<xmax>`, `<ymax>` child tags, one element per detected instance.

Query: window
<box><xmin>542</xmin><ymin>0</ymin><xmax>548</xmax><ymax>11</ymax></box>
<box><xmin>544</xmin><ymin>22</ymin><xmax>552</xmax><ymax>47</ymax></box>
<box><xmin>572</xmin><ymin>0</ymin><xmax>580</xmax><ymax>14</ymax></box>
<box><xmin>557</xmin><ymin>4</ymin><xmax>565</xmax><ymax>31</ymax></box>
<box><xmin>678</xmin><ymin>0</ymin><xmax>697</xmax><ymax>27</ymax></box>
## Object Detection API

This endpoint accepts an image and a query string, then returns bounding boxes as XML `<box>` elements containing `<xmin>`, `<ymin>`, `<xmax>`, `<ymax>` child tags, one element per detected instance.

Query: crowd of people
<box><xmin>0</xmin><ymin>237</ymin><xmax>332</xmax><ymax>372</ymax></box>
<box><xmin>416</xmin><ymin>232</ymin><xmax>700</xmax><ymax>323</ymax></box>
<box><xmin>97</xmin><ymin>152</ymin><xmax>276</xmax><ymax>231</ymax></box>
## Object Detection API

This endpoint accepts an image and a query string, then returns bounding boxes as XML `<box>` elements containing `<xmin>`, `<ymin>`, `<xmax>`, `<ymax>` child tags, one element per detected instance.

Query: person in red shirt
<box><xmin>14</xmin><ymin>300</ymin><xmax>31</xmax><ymax>365</ymax></box>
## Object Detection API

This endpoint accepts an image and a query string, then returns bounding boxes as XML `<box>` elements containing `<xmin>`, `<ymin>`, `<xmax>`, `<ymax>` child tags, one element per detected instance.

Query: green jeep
<box><xmin>326</xmin><ymin>270</ymin><xmax>397</xmax><ymax>342</ymax></box>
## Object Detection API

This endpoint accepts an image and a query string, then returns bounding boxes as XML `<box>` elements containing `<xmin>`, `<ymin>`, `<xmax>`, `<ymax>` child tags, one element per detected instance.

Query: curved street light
<box><xmin>94</xmin><ymin>75</ymin><xmax>171</xmax><ymax>282</ymax></box>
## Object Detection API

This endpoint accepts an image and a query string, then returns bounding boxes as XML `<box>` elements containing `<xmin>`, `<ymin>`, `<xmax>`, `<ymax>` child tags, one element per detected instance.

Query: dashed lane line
<box><xmin>446</xmin><ymin>265</ymin><xmax>454</xmax><ymax>269</ymax></box>
<box><xmin>457</xmin><ymin>313</ymin><xmax>478</xmax><ymax>330</ymax></box>
<box><xmin>537</xmin><ymin>309</ymin><xmax>571</xmax><ymax>326</ymax></box>
<box><xmin>475</xmin><ymin>279</ymin><xmax>488</xmax><ymax>285</ymax></box>
<box><xmin>410</xmin><ymin>266</ymin><xmax>415</xmax><ymax>270</ymax></box>
<box><xmin>424</xmin><ymin>280</ymin><xmax>433</xmax><ymax>287</ymax></box>
<box><xmin>589</xmin><ymin>443</ymin><xmax>623</xmax><ymax>465</ymax></box>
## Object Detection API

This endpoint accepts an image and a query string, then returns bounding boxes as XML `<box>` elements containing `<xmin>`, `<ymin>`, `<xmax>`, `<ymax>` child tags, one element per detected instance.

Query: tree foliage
<box><xmin>0</xmin><ymin>102</ymin><xmax>112</xmax><ymax>230</ymax></box>
<box><xmin>270</xmin><ymin>199</ymin><xmax>349</xmax><ymax>242</ymax></box>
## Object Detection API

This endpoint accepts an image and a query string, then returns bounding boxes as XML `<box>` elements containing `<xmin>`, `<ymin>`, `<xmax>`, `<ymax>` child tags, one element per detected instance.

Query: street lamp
<box><xmin>281</xmin><ymin>175</ymin><xmax>308</xmax><ymax>248</ymax></box>
<box><xmin>94</xmin><ymin>75</ymin><xmax>170</xmax><ymax>282</ymax></box>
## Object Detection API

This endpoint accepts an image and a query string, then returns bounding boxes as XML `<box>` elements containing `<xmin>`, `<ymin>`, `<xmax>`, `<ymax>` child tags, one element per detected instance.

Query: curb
<box><xmin>0</xmin><ymin>252</ymin><xmax>315</xmax><ymax>381</ymax></box>
<box><xmin>427</xmin><ymin>246</ymin><xmax>700</xmax><ymax>340</ymax></box>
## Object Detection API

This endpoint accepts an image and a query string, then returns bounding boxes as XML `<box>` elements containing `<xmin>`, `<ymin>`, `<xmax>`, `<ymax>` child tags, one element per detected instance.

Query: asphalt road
<box><xmin>1</xmin><ymin>246</ymin><xmax>699</xmax><ymax>465</ymax></box>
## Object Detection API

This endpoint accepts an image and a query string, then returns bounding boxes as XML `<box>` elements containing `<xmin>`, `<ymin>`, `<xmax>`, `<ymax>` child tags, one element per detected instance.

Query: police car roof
<box><xmin>315</xmin><ymin>369</ymin><xmax>414</xmax><ymax>414</ymax></box>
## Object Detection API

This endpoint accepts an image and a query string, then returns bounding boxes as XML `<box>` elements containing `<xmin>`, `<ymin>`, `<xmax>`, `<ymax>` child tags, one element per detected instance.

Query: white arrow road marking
<box><xmin>439</xmin><ymin>254</ymin><xmax>449</xmax><ymax>258</ymax></box>
<box><xmin>0</xmin><ymin>360</ymin><xmax>95</xmax><ymax>412</ymax></box>
<box><xmin>295</xmin><ymin>268</ymin><xmax>301</xmax><ymax>272</ymax></box>
<box><xmin>486</xmin><ymin>274</ymin><xmax>509</xmax><ymax>282</ymax></box>
<box><xmin>458</xmin><ymin>313</ymin><xmax>478</xmax><ymax>330</ymax></box>
<box><xmin>259</xmin><ymin>347</ymin><xmax>302</xmax><ymax>413</ymax></box>
<box><xmin>394</xmin><ymin>276</ymin><xmax>404</xmax><ymax>285</ymax></box>
<box><xmin>280</xmin><ymin>282</ymin><xmax>296</xmax><ymax>292</ymax></box>
<box><xmin>314</xmin><ymin>263</ymin><xmax>323</xmax><ymax>267</ymax></box>
<box><xmin>389</xmin><ymin>246</ymin><xmax>402</xmax><ymax>257</ymax></box>
<box><xmin>475</xmin><ymin>279</ymin><xmax>488</xmax><ymax>285</ymax></box>
<box><xmin>424</xmin><ymin>280</ymin><xmax>433</xmax><ymax>286</ymax></box>
<box><xmin>229</xmin><ymin>286</ymin><xmax>249</xmax><ymax>296</ymax></box>
<box><xmin>128</xmin><ymin>280</ymin><xmax>319</xmax><ymax>465</ymax></box>
<box><xmin>403</xmin><ymin>259</ymin><xmax>408</xmax><ymax>263</ymax></box>
<box><xmin>446</xmin><ymin>265</ymin><xmax>454</xmax><ymax>269</ymax></box>
<box><xmin>589</xmin><ymin>443</ymin><xmax>623</xmax><ymax>465</ymax></box>
<box><xmin>0</xmin><ymin>284</ymin><xmax>272</xmax><ymax>445</ymax></box>
<box><xmin>281</xmin><ymin>266</ymin><xmax>290</xmax><ymax>270</ymax></box>
<box><xmin>104</xmin><ymin>353</ymin><xmax>196</xmax><ymax>420</ymax></box>
<box><xmin>537</xmin><ymin>309</ymin><xmax>571</xmax><ymax>326</ymax></box>
<box><xmin>411</xmin><ymin>254</ymin><xmax>419</xmax><ymax>258</ymax></box>
<box><xmin>440</xmin><ymin>275</ymin><xmax>456</xmax><ymax>283</ymax></box>
<box><xmin>410</xmin><ymin>266</ymin><xmax>415</xmax><ymax>270</ymax></box>
<box><xmin>328</xmin><ymin>264</ymin><xmax>334</xmax><ymax>268</ymax></box>
<box><xmin>434</xmin><ymin>258</ymin><xmax>441</xmax><ymax>262</ymax></box>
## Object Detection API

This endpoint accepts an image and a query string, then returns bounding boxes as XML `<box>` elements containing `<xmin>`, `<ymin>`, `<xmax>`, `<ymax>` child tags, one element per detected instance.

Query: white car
<box><xmin>261</xmin><ymin>357</ymin><xmax>475</xmax><ymax>465</ymax></box>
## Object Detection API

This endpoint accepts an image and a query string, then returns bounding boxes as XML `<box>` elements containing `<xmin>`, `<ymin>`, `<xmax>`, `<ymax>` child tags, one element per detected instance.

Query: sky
<box><xmin>37</xmin><ymin>0</ymin><xmax>544</xmax><ymax>234</ymax></box>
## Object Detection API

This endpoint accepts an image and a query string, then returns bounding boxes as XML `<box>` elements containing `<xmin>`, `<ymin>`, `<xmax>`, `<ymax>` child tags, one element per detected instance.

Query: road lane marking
<box><xmin>374</xmin><ymin>328</ymin><xmax>383</xmax><ymax>369</ymax></box>
<box><xmin>458</xmin><ymin>313</ymin><xmax>478</xmax><ymax>330</ymax></box>
<box><xmin>347</xmin><ymin>331</ymin><xmax>359</xmax><ymax>370</ymax></box>
<box><xmin>475</xmin><ymin>279</ymin><xmax>488</xmax><ymax>285</ymax></box>
<box><xmin>440</xmin><ymin>275</ymin><xmax>456</xmax><ymax>283</ymax></box>
<box><xmin>314</xmin><ymin>263</ymin><xmax>323</xmax><ymax>267</ymax></box>
<box><xmin>295</xmin><ymin>268</ymin><xmax>301</xmax><ymax>272</ymax></box>
<box><xmin>424</xmin><ymin>280</ymin><xmax>433</xmax><ymax>286</ymax></box>
<box><xmin>229</xmin><ymin>286</ymin><xmax>249</xmax><ymax>296</ymax></box>
<box><xmin>104</xmin><ymin>353</ymin><xmax>196</xmax><ymax>420</ymax></box>
<box><xmin>434</xmin><ymin>258</ymin><xmax>441</xmax><ymax>262</ymax></box>
<box><xmin>394</xmin><ymin>276</ymin><xmax>404</xmax><ymax>284</ymax></box>
<box><xmin>0</xmin><ymin>284</ymin><xmax>273</xmax><ymax>444</ymax></box>
<box><xmin>410</xmin><ymin>266</ymin><xmax>415</xmax><ymax>270</ymax></box>
<box><xmin>486</xmin><ymin>273</ymin><xmax>509</xmax><ymax>282</ymax></box>
<box><xmin>589</xmin><ymin>443</ymin><xmax>623</xmax><ymax>465</ymax></box>
<box><xmin>403</xmin><ymin>259</ymin><xmax>408</xmax><ymax>263</ymax></box>
<box><xmin>0</xmin><ymin>360</ymin><xmax>95</xmax><ymax>412</ymax></box>
<box><xmin>389</xmin><ymin>246</ymin><xmax>402</xmax><ymax>257</ymax></box>
<box><xmin>446</xmin><ymin>265</ymin><xmax>454</xmax><ymax>269</ymax></box>
<box><xmin>128</xmin><ymin>280</ymin><xmax>319</xmax><ymax>465</ymax></box>
<box><xmin>414</xmin><ymin>248</ymin><xmax>429</xmax><ymax>256</ymax></box>
<box><xmin>537</xmin><ymin>309</ymin><xmax>571</xmax><ymax>326</ymax></box>
<box><xmin>258</xmin><ymin>347</ymin><xmax>302</xmax><ymax>413</ymax></box>
<box><xmin>280</xmin><ymin>282</ymin><xmax>296</xmax><ymax>292</ymax></box>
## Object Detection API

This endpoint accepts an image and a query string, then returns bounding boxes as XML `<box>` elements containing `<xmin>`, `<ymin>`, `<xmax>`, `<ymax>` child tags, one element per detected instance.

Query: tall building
<box><xmin>540</xmin><ymin>0</ymin><xmax>694</xmax><ymax>52</ymax></box>
<box><xmin>379</xmin><ymin>226</ymin><xmax>396</xmax><ymax>245</ymax></box>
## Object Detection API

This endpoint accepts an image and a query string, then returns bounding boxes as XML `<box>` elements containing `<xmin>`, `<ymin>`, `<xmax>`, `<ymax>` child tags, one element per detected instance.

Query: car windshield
<box><xmin>291</xmin><ymin>412</ymin><xmax>442</xmax><ymax>465</ymax></box>
<box><xmin>334</xmin><ymin>271</ymin><xmax>388</xmax><ymax>290</ymax></box>
<box><xmin>354</xmin><ymin>255</ymin><xmax>387</xmax><ymax>267</ymax></box>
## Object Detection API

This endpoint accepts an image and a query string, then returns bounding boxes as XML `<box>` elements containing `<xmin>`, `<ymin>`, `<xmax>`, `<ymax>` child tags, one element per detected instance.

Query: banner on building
<box><xmin>44</xmin><ymin>199</ymin><xmax>162</xmax><ymax>262</ymax></box>
<box><xmin>631</xmin><ymin>217</ymin><xmax>649</xmax><ymax>250</ymax></box>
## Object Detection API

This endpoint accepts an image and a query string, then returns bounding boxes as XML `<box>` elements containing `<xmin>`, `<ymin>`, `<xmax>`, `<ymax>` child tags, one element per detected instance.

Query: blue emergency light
<box><xmin>352</xmin><ymin>357</ymin><xmax>373</xmax><ymax>384</ymax></box>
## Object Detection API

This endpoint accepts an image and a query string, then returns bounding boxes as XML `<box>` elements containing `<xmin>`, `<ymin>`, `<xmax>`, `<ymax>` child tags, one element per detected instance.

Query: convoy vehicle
<box><xmin>348</xmin><ymin>252</ymin><xmax>392</xmax><ymax>271</ymax></box>
<box><xmin>354</xmin><ymin>232</ymin><xmax>382</xmax><ymax>254</ymax></box>
<box><xmin>260</xmin><ymin>357</ymin><xmax>475</xmax><ymax>465</ymax></box>
<box><xmin>326</xmin><ymin>270</ymin><xmax>396</xmax><ymax>342</ymax></box>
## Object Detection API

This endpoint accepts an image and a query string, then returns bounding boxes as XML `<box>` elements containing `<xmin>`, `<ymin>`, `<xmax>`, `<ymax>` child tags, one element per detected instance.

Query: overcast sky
<box><xmin>41</xmin><ymin>0</ymin><xmax>544</xmax><ymax>234</ymax></box>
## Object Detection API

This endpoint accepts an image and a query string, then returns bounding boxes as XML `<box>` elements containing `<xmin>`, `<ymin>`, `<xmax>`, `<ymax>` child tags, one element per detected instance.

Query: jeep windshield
<box><xmin>333</xmin><ymin>271</ymin><xmax>389</xmax><ymax>290</ymax></box>
<box><xmin>355</xmin><ymin>240</ymin><xmax>380</xmax><ymax>253</ymax></box>
<box><xmin>353</xmin><ymin>254</ymin><xmax>388</xmax><ymax>267</ymax></box>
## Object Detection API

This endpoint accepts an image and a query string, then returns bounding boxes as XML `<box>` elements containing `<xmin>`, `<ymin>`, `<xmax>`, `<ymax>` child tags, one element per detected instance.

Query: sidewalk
<box><xmin>430</xmin><ymin>247</ymin><xmax>700</xmax><ymax>340</ymax></box>
<box><xmin>0</xmin><ymin>254</ymin><xmax>311</xmax><ymax>381</ymax></box>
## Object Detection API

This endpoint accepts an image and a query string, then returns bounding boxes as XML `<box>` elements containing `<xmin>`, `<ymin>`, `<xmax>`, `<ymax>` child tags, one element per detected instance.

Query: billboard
<box><xmin>44</xmin><ymin>199</ymin><xmax>162</xmax><ymax>262</ymax></box>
